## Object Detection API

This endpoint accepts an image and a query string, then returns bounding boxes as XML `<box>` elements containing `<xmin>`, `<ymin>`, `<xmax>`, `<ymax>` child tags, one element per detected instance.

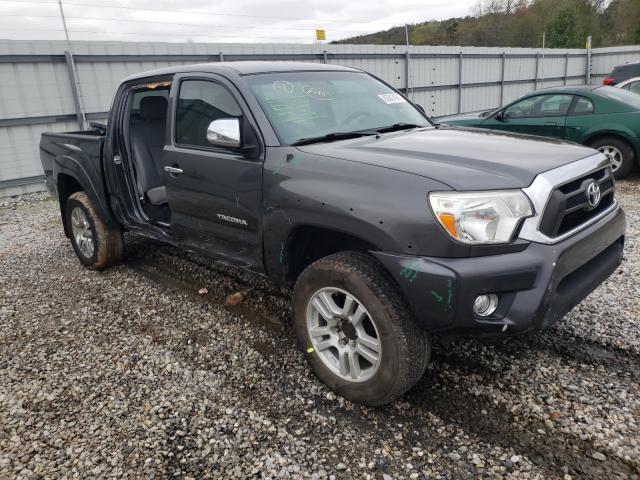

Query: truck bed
<box><xmin>40</xmin><ymin>129</ymin><xmax>105</xmax><ymax>197</ymax></box>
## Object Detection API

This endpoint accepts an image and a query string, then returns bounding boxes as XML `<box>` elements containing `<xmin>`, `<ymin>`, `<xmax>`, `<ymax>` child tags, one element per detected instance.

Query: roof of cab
<box><xmin>536</xmin><ymin>85</ymin><xmax>601</xmax><ymax>93</ymax></box>
<box><xmin>123</xmin><ymin>61</ymin><xmax>360</xmax><ymax>83</ymax></box>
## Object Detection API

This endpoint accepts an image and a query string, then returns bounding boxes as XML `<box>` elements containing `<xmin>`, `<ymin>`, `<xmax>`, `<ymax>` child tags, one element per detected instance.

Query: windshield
<box><xmin>596</xmin><ymin>86</ymin><xmax>640</xmax><ymax>109</ymax></box>
<box><xmin>245</xmin><ymin>71</ymin><xmax>431</xmax><ymax>145</ymax></box>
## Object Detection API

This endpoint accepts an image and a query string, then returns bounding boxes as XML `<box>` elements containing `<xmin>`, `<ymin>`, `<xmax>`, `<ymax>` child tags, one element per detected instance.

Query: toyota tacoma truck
<box><xmin>40</xmin><ymin>62</ymin><xmax>625</xmax><ymax>405</ymax></box>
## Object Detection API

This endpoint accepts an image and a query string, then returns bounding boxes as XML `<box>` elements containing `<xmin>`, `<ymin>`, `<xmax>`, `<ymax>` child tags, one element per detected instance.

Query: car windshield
<box><xmin>245</xmin><ymin>71</ymin><xmax>431</xmax><ymax>145</ymax></box>
<box><xmin>596</xmin><ymin>86</ymin><xmax>640</xmax><ymax>109</ymax></box>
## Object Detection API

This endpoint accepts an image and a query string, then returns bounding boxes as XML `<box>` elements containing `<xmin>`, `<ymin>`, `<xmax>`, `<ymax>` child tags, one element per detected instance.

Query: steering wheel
<box><xmin>342</xmin><ymin>111</ymin><xmax>371</xmax><ymax>127</ymax></box>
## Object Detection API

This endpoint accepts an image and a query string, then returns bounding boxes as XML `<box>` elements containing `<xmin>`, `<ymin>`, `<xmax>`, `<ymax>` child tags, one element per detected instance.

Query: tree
<box><xmin>543</xmin><ymin>6</ymin><xmax>583</xmax><ymax>47</ymax></box>
<box><xmin>446</xmin><ymin>20</ymin><xmax>459</xmax><ymax>43</ymax></box>
<box><xmin>335</xmin><ymin>0</ymin><xmax>636</xmax><ymax>48</ymax></box>
<box><xmin>602</xmin><ymin>0</ymin><xmax>640</xmax><ymax>45</ymax></box>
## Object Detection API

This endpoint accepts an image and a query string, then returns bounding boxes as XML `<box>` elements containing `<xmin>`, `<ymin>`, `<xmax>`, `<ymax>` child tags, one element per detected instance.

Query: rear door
<box><xmin>103</xmin><ymin>76</ymin><xmax>173</xmax><ymax>229</ymax></box>
<box><xmin>163</xmin><ymin>73</ymin><xmax>265</xmax><ymax>270</ymax></box>
<box><xmin>482</xmin><ymin>93</ymin><xmax>572</xmax><ymax>139</ymax></box>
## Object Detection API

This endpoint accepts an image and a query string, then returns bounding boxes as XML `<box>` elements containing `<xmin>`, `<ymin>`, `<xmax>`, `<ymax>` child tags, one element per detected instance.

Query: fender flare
<box><xmin>53</xmin><ymin>154</ymin><xmax>118</xmax><ymax>230</ymax></box>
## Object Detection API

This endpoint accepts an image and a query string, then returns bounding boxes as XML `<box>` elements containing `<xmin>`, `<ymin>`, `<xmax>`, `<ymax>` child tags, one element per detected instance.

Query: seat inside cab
<box><xmin>127</xmin><ymin>84</ymin><xmax>171</xmax><ymax>223</ymax></box>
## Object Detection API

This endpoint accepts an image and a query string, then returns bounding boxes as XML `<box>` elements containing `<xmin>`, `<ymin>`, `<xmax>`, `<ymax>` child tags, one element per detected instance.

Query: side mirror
<box><xmin>494</xmin><ymin>110</ymin><xmax>505</xmax><ymax>121</ymax></box>
<box><xmin>207</xmin><ymin>118</ymin><xmax>241</xmax><ymax>148</ymax></box>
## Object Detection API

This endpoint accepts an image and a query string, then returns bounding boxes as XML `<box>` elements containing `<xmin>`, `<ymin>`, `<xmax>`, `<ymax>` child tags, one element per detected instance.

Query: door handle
<box><xmin>164</xmin><ymin>166</ymin><xmax>183</xmax><ymax>175</ymax></box>
<box><xmin>545</xmin><ymin>122</ymin><xmax>557</xmax><ymax>126</ymax></box>
<box><xmin>566</xmin><ymin>126</ymin><xmax>581</xmax><ymax>130</ymax></box>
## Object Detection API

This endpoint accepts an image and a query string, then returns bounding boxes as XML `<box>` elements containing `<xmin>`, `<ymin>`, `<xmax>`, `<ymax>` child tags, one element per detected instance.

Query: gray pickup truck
<box><xmin>40</xmin><ymin>62</ymin><xmax>625</xmax><ymax>405</ymax></box>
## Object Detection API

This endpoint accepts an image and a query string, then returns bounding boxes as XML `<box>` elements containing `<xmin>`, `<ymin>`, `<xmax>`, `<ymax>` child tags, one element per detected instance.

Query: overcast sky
<box><xmin>1</xmin><ymin>0</ymin><xmax>478</xmax><ymax>43</ymax></box>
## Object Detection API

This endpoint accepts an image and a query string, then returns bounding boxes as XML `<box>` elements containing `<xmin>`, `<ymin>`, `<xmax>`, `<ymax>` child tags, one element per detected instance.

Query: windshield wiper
<box><xmin>374</xmin><ymin>123</ymin><xmax>423</xmax><ymax>133</ymax></box>
<box><xmin>291</xmin><ymin>129</ymin><xmax>379</xmax><ymax>146</ymax></box>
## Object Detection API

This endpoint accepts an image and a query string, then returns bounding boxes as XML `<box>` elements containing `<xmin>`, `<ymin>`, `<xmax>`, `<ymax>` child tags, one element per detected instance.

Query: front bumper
<box><xmin>373</xmin><ymin>206</ymin><xmax>625</xmax><ymax>336</ymax></box>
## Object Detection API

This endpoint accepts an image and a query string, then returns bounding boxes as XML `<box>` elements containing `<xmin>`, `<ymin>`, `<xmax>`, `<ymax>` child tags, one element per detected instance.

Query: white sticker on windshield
<box><xmin>378</xmin><ymin>93</ymin><xmax>407</xmax><ymax>104</ymax></box>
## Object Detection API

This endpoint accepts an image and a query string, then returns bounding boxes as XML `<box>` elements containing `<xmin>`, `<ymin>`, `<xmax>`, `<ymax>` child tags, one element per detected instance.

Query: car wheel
<box><xmin>588</xmin><ymin>137</ymin><xmax>635</xmax><ymax>179</ymax></box>
<box><xmin>65</xmin><ymin>191</ymin><xmax>123</xmax><ymax>270</ymax></box>
<box><xmin>292</xmin><ymin>251</ymin><xmax>430</xmax><ymax>406</ymax></box>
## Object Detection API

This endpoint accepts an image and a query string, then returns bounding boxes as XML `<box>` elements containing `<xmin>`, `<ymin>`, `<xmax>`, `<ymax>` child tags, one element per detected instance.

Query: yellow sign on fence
<box><xmin>316</xmin><ymin>29</ymin><xmax>326</xmax><ymax>41</ymax></box>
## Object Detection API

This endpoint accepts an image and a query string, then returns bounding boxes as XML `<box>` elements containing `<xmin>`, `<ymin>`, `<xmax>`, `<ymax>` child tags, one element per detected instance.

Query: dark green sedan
<box><xmin>437</xmin><ymin>86</ymin><xmax>640</xmax><ymax>178</ymax></box>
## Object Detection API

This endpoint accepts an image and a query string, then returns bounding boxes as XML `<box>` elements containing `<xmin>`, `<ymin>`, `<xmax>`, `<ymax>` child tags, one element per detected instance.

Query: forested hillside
<box><xmin>334</xmin><ymin>0</ymin><xmax>640</xmax><ymax>48</ymax></box>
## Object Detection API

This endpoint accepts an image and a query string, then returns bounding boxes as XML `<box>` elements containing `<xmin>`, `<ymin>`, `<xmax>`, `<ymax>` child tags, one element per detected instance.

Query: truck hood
<box><xmin>297</xmin><ymin>127</ymin><xmax>597</xmax><ymax>190</ymax></box>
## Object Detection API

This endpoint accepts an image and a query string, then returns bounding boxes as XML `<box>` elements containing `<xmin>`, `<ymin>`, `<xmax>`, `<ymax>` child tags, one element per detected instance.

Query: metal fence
<box><xmin>1</xmin><ymin>39</ymin><xmax>639</xmax><ymax>197</ymax></box>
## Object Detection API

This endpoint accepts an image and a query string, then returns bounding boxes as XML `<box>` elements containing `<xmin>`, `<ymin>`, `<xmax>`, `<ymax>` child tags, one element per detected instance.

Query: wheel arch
<box><xmin>584</xmin><ymin>131</ymin><xmax>638</xmax><ymax>161</ymax></box>
<box><xmin>57</xmin><ymin>173</ymin><xmax>83</xmax><ymax>237</ymax></box>
<box><xmin>54</xmin><ymin>160</ymin><xmax>119</xmax><ymax>236</ymax></box>
<box><xmin>283</xmin><ymin>225</ymin><xmax>378</xmax><ymax>283</ymax></box>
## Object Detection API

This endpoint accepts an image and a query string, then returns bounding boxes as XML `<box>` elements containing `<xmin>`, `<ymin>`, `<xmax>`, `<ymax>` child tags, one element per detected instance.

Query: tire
<box><xmin>65</xmin><ymin>191</ymin><xmax>123</xmax><ymax>270</ymax></box>
<box><xmin>292</xmin><ymin>251</ymin><xmax>430</xmax><ymax>406</ymax></box>
<box><xmin>588</xmin><ymin>136</ymin><xmax>635</xmax><ymax>180</ymax></box>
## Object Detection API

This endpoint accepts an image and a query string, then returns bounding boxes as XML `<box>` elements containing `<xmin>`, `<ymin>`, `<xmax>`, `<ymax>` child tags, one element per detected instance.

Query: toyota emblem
<box><xmin>587</xmin><ymin>181</ymin><xmax>601</xmax><ymax>208</ymax></box>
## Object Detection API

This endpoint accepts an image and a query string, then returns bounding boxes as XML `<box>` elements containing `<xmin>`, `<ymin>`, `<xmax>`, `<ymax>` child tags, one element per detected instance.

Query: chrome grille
<box><xmin>519</xmin><ymin>154</ymin><xmax>618</xmax><ymax>245</ymax></box>
<box><xmin>538</xmin><ymin>167</ymin><xmax>615</xmax><ymax>238</ymax></box>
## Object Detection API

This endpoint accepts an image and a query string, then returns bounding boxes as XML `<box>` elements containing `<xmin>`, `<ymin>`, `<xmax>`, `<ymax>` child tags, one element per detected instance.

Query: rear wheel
<box><xmin>588</xmin><ymin>137</ymin><xmax>635</xmax><ymax>179</ymax></box>
<box><xmin>293</xmin><ymin>252</ymin><xmax>430</xmax><ymax>406</ymax></box>
<box><xmin>65</xmin><ymin>192</ymin><xmax>123</xmax><ymax>270</ymax></box>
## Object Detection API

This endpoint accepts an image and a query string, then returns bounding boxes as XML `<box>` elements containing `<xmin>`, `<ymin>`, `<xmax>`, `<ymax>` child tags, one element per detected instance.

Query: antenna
<box><xmin>58</xmin><ymin>0</ymin><xmax>71</xmax><ymax>42</ymax></box>
<box><xmin>58</xmin><ymin>0</ymin><xmax>87</xmax><ymax>129</ymax></box>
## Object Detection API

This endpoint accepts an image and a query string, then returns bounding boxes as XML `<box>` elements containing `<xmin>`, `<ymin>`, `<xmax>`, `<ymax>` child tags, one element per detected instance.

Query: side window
<box><xmin>629</xmin><ymin>81</ymin><xmax>640</xmax><ymax>95</ymax></box>
<box><xmin>571</xmin><ymin>97</ymin><xmax>595</xmax><ymax>115</ymax></box>
<box><xmin>504</xmin><ymin>94</ymin><xmax>573</xmax><ymax>119</ymax></box>
<box><xmin>176</xmin><ymin>80</ymin><xmax>243</xmax><ymax>148</ymax></box>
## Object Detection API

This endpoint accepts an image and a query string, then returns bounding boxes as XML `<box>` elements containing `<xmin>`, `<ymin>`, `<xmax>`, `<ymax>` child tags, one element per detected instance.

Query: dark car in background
<box><xmin>603</xmin><ymin>61</ymin><xmax>640</xmax><ymax>86</ymax></box>
<box><xmin>437</xmin><ymin>86</ymin><xmax>640</xmax><ymax>179</ymax></box>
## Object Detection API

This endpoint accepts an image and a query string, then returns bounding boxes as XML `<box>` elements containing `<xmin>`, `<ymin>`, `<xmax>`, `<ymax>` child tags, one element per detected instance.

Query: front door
<box><xmin>162</xmin><ymin>74</ymin><xmax>264</xmax><ymax>270</ymax></box>
<box><xmin>482</xmin><ymin>93</ymin><xmax>572</xmax><ymax>139</ymax></box>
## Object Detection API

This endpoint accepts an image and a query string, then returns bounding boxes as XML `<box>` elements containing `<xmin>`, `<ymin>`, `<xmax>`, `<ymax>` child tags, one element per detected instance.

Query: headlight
<box><xmin>428</xmin><ymin>190</ymin><xmax>533</xmax><ymax>244</ymax></box>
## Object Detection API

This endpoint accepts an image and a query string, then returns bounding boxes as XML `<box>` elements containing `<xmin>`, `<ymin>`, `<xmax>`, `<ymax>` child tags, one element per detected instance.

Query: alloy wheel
<box><xmin>70</xmin><ymin>207</ymin><xmax>95</xmax><ymax>258</ymax></box>
<box><xmin>598</xmin><ymin>145</ymin><xmax>623</xmax><ymax>172</ymax></box>
<box><xmin>305</xmin><ymin>287</ymin><xmax>381</xmax><ymax>382</ymax></box>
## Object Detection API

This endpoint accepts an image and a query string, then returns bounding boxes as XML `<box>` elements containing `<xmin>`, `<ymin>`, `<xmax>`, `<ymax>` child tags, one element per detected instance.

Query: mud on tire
<box><xmin>65</xmin><ymin>191</ymin><xmax>123</xmax><ymax>270</ymax></box>
<box><xmin>292</xmin><ymin>251</ymin><xmax>430</xmax><ymax>406</ymax></box>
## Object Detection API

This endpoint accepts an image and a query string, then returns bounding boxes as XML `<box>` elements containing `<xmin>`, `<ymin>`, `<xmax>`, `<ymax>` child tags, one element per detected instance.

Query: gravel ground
<box><xmin>1</xmin><ymin>181</ymin><xmax>639</xmax><ymax>480</ymax></box>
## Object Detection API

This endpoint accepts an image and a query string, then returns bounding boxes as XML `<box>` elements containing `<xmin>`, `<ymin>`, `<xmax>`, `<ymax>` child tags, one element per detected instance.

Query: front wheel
<box><xmin>65</xmin><ymin>191</ymin><xmax>123</xmax><ymax>270</ymax></box>
<box><xmin>588</xmin><ymin>137</ymin><xmax>636</xmax><ymax>179</ymax></box>
<box><xmin>292</xmin><ymin>252</ymin><xmax>430</xmax><ymax>406</ymax></box>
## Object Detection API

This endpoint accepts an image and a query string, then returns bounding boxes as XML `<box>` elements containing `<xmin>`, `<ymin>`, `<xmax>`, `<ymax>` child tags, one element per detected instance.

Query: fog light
<box><xmin>473</xmin><ymin>294</ymin><xmax>499</xmax><ymax>317</ymax></box>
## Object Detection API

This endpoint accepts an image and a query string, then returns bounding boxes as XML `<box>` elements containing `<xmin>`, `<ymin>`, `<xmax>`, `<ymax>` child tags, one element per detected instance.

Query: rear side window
<box><xmin>596</xmin><ymin>86</ymin><xmax>640</xmax><ymax>109</ymax></box>
<box><xmin>570</xmin><ymin>97</ymin><xmax>594</xmax><ymax>115</ymax></box>
<box><xmin>176</xmin><ymin>80</ymin><xmax>242</xmax><ymax>148</ymax></box>
<box><xmin>626</xmin><ymin>80</ymin><xmax>640</xmax><ymax>95</ymax></box>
